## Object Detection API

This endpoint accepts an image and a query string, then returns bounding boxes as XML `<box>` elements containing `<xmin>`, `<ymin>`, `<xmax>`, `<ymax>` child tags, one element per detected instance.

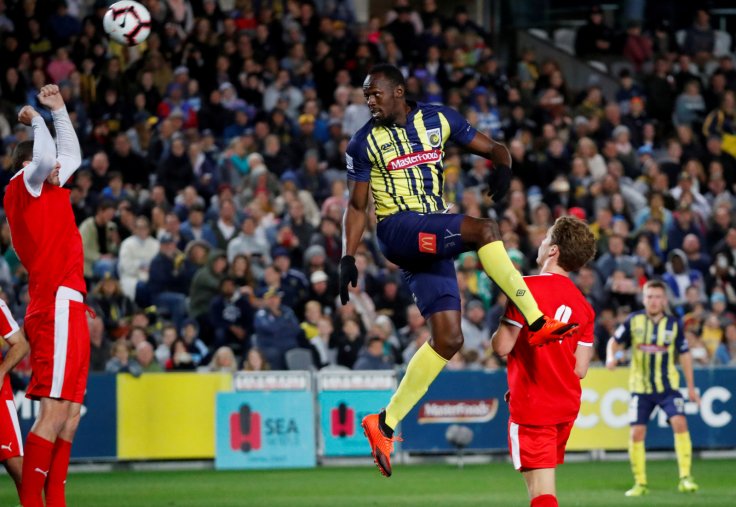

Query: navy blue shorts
<box><xmin>376</xmin><ymin>211</ymin><xmax>471</xmax><ymax>317</ymax></box>
<box><xmin>628</xmin><ymin>390</ymin><xmax>685</xmax><ymax>426</ymax></box>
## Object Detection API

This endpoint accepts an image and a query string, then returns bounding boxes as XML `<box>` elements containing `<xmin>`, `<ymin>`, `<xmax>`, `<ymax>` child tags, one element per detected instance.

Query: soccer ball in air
<box><xmin>103</xmin><ymin>1</ymin><xmax>152</xmax><ymax>46</ymax></box>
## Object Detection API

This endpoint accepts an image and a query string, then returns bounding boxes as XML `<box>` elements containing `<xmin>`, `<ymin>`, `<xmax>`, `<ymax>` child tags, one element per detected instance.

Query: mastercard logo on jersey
<box><xmin>418</xmin><ymin>399</ymin><xmax>498</xmax><ymax>424</ymax></box>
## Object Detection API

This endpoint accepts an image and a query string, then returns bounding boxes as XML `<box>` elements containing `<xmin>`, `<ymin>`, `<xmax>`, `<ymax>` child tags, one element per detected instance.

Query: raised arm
<box><xmin>39</xmin><ymin>85</ymin><xmax>81</xmax><ymax>185</ymax></box>
<box><xmin>18</xmin><ymin>106</ymin><xmax>56</xmax><ymax>197</ymax></box>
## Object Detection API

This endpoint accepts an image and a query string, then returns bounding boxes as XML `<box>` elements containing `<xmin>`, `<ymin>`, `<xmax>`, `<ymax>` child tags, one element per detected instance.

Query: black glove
<box><xmin>486</xmin><ymin>164</ymin><xmax>512</xmax><ymax>202</ymax></box>
<box><xmin>339</xmin><ymin>255</ymin><xmax>358</xmax><ymax>305</ymax></box>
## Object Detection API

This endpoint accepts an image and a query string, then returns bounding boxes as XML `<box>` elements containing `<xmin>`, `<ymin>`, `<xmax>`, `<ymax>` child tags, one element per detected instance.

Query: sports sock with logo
<box><xmin>674</xmin><ymin>431</ymin><xmax>692</xmax><ymax>478</ymax></box>
<box><xmin>21</xmin><ymin>432</ymin><xmax>55</xmax><ymax>507</ymax></box>
<box><xmin>530</xmin><ymin>494</ymin><xmax>558</xmax><ymax>507</ymax></box>
<box><xmin>384</xmin><ymin>342</ymin><xmax>447</xmax><ymax>431</ymax></box>
<box><xmin>477</xmin><ymin>241</ymin><xmax>544</xmax><ymax>326</ymax></box>
<box><xmin>629</xmin><ymin>439</ymin><xmax>647</xmax><ymax>485</ymax></box>
<box><xmin>45</xmin><ymin>438</ymin><xmax>73</xmax><ymax>506</ymax></box>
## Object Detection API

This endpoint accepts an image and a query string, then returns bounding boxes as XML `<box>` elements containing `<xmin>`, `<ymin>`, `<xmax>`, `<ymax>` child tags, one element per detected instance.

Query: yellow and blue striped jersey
<box><xmin>346</xmin><ymin>102</ymin><xmax>476</xmax><ymax>220</ymax></box>
<box><xmin>613</xmin><ymin>310</ymin><xmax>689</xmax><ymax>394</ymax></box>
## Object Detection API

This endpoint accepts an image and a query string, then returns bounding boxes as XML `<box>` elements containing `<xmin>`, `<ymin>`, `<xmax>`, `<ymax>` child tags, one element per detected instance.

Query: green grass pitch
<box><xmin>2</xmin><ymin>459</ymin><xmax>735</xmax><ymax>506</ymax></box>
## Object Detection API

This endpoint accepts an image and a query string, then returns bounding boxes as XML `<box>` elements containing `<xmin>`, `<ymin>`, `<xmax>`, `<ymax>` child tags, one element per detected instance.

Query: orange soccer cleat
<box><xmin>528</xmin><ymin>316</ymin><xmax>579</xmax><ymax>346</ymax></box>
<box><xmin>361</xmin><ymin>412</ymin><xmax>402</xmax><ymax>477</ymax></box>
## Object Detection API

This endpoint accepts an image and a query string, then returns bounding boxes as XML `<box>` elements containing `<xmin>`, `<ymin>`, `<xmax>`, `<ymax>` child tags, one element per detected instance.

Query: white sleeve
<box><xmin>0</xmin><ymin>300</ymin><xmax>20</xmax><ymax>339</ymax></box>
<box><xmin>52</xmin><ymin>106</ymin><xmax>82</xmax><ymax>186</ymax></box>
<box><xmin>23</xmin><ymin>116</ymin><xmax>57</xmax><ymax>197</ymax></box>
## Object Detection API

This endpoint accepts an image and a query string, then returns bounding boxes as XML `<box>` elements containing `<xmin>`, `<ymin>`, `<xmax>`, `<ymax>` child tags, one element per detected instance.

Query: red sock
<box><xmin>531</xmin><ymin>494</ymin><xmax>559</xmax><ymax>507</ymax></box>
<box><xmin>45</xmin><ymin>438</ymin><xmax>73</xmax><ymax>507</ymax></box>
<box><xmin>20</xmin><ymin>432</ymin><xmax>55</xmax><ymax>507</ymax></box>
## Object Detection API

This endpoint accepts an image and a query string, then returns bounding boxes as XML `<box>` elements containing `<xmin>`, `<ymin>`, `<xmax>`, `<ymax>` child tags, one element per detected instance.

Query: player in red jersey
<box><xmin>492</xmin><ymin>216</ymin><xmax>597</xmax><ymax>507</ymax></box>
<box><xmin>4</xmin><ymin>85</ymin><xmax>86</xmax><ymax>507</ymax></box>
<box><xmin>0</xmin><ymin>299</ymin><xmax>29</xmax><ymax>499</ymax></box>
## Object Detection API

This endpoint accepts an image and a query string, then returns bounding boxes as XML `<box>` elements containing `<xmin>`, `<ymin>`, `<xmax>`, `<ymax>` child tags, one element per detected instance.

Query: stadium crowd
<box><xmin>1</xmin><ymin>0</ymin><xmax>736</xmax><ymax>377</ymax></box>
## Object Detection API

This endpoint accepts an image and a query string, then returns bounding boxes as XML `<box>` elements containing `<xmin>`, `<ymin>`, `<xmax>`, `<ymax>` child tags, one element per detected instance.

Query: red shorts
<box><xmin>507</xmin><ymin>419</ymin><xmax>574</xmax><ymax>471</ymax></box>
<box><xmin>0</xmin><ymin>376</ymin><xmax>22</xmax><ymax>460</ymax></box>
<box><xmin>25</xmin><ymin>292</ymin><xmax>90</xmax><ymax>404</ymax></box>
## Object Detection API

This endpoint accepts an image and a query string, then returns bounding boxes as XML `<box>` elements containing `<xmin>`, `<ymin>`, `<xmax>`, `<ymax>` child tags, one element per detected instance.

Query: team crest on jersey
<box><xmin>426</xmin><ymin>128</ymin><xmax>441</xmax><ymax>147</ymax></box>
<box><xmin>380</xmin><ymin>142</ymin><xmax>392</xmax><ymax>152</ymax></box>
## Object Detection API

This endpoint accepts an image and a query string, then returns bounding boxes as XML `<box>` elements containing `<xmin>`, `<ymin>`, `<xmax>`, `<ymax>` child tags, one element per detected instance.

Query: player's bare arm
<box><xmin>491</xmin><ymin>321</ymin><xmax>521</xmax><ymax>357</ymax></box>
<box><xmin>0</xmin><ymin>330</ymin><xmax>29</xmax><ymax>381</ymax></box>
<box><xmin>605</xmin><ymin>337</ymin><xmax>621</xmax><ymax>370</ymax></box>
<box><xmin>339</xmin><ymin>180</ymin><xmax>370</xmax><ymax>304</ymax></box>
<box><xmin>679</xmin><ymin>351</ymin><xmax>701</xmax><ymax>405</ymax></box>
<box><xmin>574</xmin><ymin>344</ymin><xmax>594</xmax><ymax>379</ymax></box>
<box><xmin>39</xmin><ymin>84</ymin><xmax>82</xmax><ymax>185</ymax></box>
<box><xmin>461</xmin><ymin>131</ymin><xmax>512</xmax><ymax>202</ymax></box>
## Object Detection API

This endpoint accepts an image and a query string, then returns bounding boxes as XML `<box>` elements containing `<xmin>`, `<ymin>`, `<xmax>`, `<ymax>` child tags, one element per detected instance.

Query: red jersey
<box><xmin>3</xmin><ymin>173</ymin><xmax>86</xmax><ymax>315</ymax></box>
<box><xmin>503</xmin><ymin>273</ymin><xmax>595</xmax><ymax>425</ymax></box>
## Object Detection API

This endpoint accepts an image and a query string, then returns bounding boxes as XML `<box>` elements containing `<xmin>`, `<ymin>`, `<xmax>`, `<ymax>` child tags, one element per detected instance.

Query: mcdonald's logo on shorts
<box><xmin>418</xmin><ymin>233</ymin><xmax>437</xmax><ymax>254</ymax></box>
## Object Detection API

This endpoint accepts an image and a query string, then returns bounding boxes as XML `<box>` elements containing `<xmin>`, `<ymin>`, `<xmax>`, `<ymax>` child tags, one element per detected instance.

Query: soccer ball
<box><xmin>103</xmin><ymin>1</ymin><xmax>152</xmax><ymax>46</ymax></box>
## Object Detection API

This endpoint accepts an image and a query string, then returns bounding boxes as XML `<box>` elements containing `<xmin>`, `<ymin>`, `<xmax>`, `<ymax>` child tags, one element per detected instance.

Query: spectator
<box><xmin>89</xmin><ymin>274</ymin><xmax>136</xmax><ymax>339</ymax></box>
<box><xmin>106</xmin><ymin>341</ymin><xmax>143</xmax><ymax>377</ymax></box>
<box><xmin>209</xmin><ymin>276</ymin><xmax>254</xmax><ymax>355</ymax></box>
<box><xmin>334</xmin><ymin>317</ymin><xmax>364</xmax><ymax>368</ymax></box>
<box><xmin>207</xmin><ymin>346</ymin><xmax>238</xmax><ymax>373</ymax></box>
<box><xmin>683</xmin><ymin>8</ymin><xmax>715</xmax><ymax>65</ymax></box>
<box><xmin>118</xmin><ymin>216</ymin><xmax>160</xmax><ymax>304</ymax></box>
<box><xmin>663</xmin><ymin>249</ymin><xmax>707</xmax><ymax>311</ymax></box>
<box><xmin>136</xmin><ymin>341</ymin><xmax>164</xmax><ymax>373</ymax></box>
<box><xmin>189</xmin><ymin>249</ymin><xmax>228</xmax><ymax>340</ymax></box>
<box><xmin>167</xmin><ymin>338</ymin><xmax>197</xmax><ymax>371</ymax></box>
<box><xmin>147</xmin><ymin>233</ymin><xmax>189</xmax><ymax>328</ymax></box>
<box><xmin>253</xmin><ymin>287</ymin><xmax>303</xmax><ymax>370</ymax></box>
<box><xmin>574</xmin><ymin>5</ymin><xmax>615</xmax><ymax>59</ymax></box>
<box><xmin>79</xmin><ymin>200</ymin><xmax>118</xmax><ymax>280</ymax></box>
<box><xmin>181</xmin><ymin>204</ymin><xmax>218</xmax><ymax>247</ymax></box>
<box><xmin>88</xmin><ymin>315</ymin><xmax>110</xmax><ymax>373</ymax></box>
<box><xmin>242</xmin><ymin>347</ymin><xmax>270</xmax><ymax>371</ymax></box>
<box><xmin>353</xmin><ymin>336</ymin><xmax>394</xmax><ymax>370</ymax></box>
<box><xmin>460</xmin><ymin>299</ymin><xmax>490</xmax><ymax>356</ymax></box>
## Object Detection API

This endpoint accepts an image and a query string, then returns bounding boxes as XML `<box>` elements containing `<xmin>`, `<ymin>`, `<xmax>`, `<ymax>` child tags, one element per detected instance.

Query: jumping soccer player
<box><xmin>606</xmin><ymin>280</ymin><xmax>699</xmax><ymax>496</ymax></box>
<box><xmin>5</xmin><ymin>84</ymin><xmax>87</xmax><ymax>507</ymax></box>
<box><xmin>340</xmin><ymin>64</ymin><xmax>578</xmax><ymax>477</ymax></box>
<box><xmin>0</xmin><ymin>299</ymin><xmax>29</xmax><ymax>499</ymax></box>
<box><xmin>492</xmin><ymin>216</ymin><xmax>597</xmax><ymax>507</ymax></box>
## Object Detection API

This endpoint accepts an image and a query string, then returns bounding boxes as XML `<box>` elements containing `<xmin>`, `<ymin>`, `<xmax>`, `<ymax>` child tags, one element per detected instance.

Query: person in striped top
<box><xmin>607</xmin><ymin>279</ymin><xmax>700</xmax><ymax>496</ymax></box>
<box><xmin>340</xmin><ymin>63</ymin><xmax>578</xmax><ymax>478</ymax></box>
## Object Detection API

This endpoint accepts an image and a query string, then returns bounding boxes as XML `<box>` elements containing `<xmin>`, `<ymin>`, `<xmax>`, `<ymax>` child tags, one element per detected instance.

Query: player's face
<box><xmin>643</xmin><ymin>287</ymin><xmax>667</xmax><ymax>316</ymax></box>
<box><xmin>363</xmin><ymin>74</ymin><xmax>401</xmax><ymax>126</ymax></box>
<box><xmin>45</xmin><ymin>161</ymin><xmax>61</xmax><ymax>186</ymax></box>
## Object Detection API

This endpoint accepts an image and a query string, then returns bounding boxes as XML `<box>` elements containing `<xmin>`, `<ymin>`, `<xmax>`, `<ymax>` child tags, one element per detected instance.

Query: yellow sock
<box><xmin>384</xmin><ymin>342</ymin><xmax>447</xmax><ymax>429</ymax></box>
<box><xmin>477</xmin><ymin>241</ymin><xmax>543</xmax><ymax>324</ymax></box>
<box><xmin>629</xmin><ymin>440</ymin><xmax>647</xmax><ymax>485</ymax></box>
<box><xmin>674</xmin><ymin>432</ymin><xmax>692</xmax><ymax>478</ymax></box>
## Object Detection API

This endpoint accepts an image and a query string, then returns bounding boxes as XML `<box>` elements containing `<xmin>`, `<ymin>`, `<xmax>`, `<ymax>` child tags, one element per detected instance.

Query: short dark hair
<box><xmin>550</xmin><ymin>216</ymin><xmax>597</xmax><ymax>272</ymax></box>
<box><xmin>368</xmin><ymin>64</ymin><xmax>406</xmax><ymax>89</ymax></box>
<box><xmin>11</xmin><ymin>140</ymin><xmax>34</xmax><ymax>172</ymax></box>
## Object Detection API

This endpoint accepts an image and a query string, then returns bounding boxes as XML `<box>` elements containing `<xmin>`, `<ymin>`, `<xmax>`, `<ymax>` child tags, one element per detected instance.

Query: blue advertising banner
<box><xmin>644</xmin><ymin>368</ymin><xmax>736</xmax><ymax>449</ymax></box>
<box><xmin>215</xmin><ymin>391</ymin><xmax>316</xmax><ymax>470</ymax></box>
<box><xmin>15</xmin><ymin>374</ymin><xmax>117</xmax><ymax>459</ymax></box>
<box><xmin>316</xmin><ymin>370</ymin><xmax>396</xmax><ymax>457</ymax></box>
<box><xmin>319</xmin><ymin>390</ymin><xmax>393</xmax><ymax>456</ymax></box>
<box><xmin>400</xmin><ymin>370</ymin><xmax>509</xmax><ymax>453</ymax></box>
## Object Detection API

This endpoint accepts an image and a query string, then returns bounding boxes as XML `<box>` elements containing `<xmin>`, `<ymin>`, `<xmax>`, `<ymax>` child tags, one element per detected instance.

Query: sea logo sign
<box><xmin>418</xmin><ymin>399</ymin><xmax>498</xmax><ymax>424</ymax></box>
<box><xmin>230</xmin><ymin>404</ymin><xmax>261</xmax><ymax>453</ymax></box>
<box><xmin>216</xmin><ymin>391</ymin><xmax>316</xmax><ymax>469</ymax></box>
<box><xmin>331</xmin><ymin>402</ymin><xmax>355</xmax><ymax>438</ymax></box>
